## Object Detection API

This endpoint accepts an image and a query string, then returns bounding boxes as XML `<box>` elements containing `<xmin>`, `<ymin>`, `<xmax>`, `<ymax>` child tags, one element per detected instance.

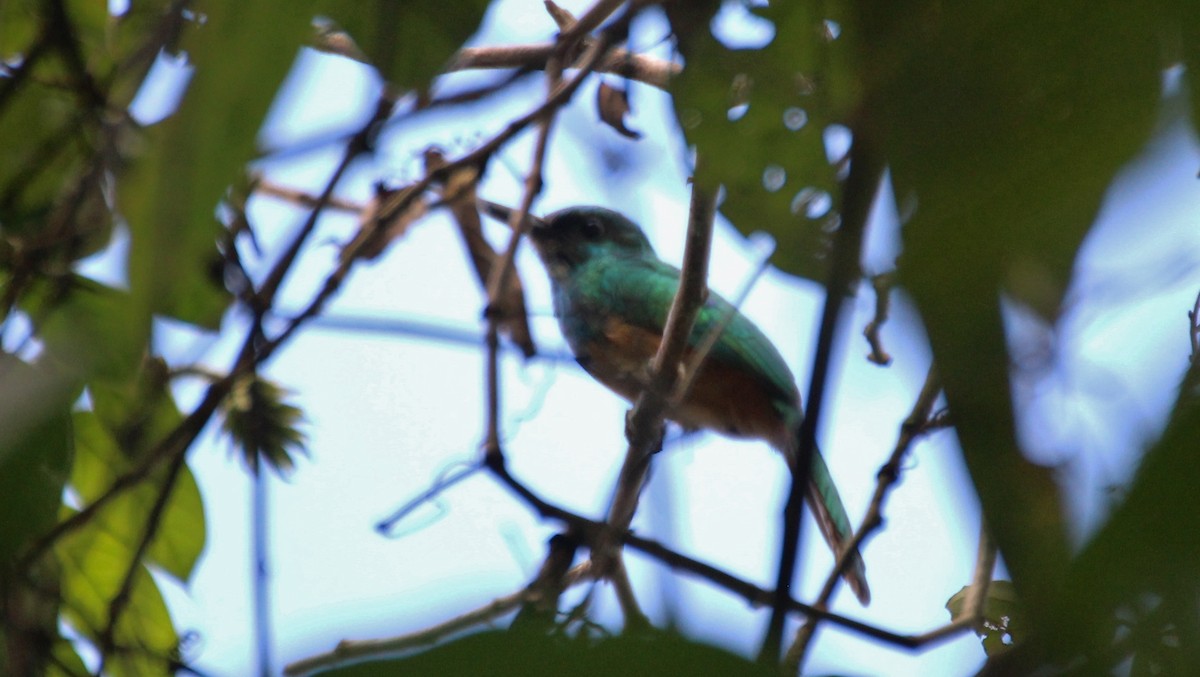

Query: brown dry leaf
<box><xmin>597</xmin><ymin>82</ymin><xmax>642</xmax><ymax>139</ymax></box>
<box><xmin>424</xmin><ymin>149</ymin><xmax>537</xmax><ymax>357</ymax></box>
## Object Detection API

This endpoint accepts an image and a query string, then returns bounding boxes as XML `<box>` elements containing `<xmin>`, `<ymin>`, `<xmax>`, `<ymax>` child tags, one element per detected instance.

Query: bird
<box><xmin>481</xmin><ymin>201</ymin><xmax>870</xmax><ymax>605</ymax></box>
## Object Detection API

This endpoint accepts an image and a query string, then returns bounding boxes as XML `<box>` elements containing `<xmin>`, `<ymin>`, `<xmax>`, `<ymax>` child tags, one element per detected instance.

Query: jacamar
<box><xmin>481</xmin><ymin>202</ymin><xmax>870</xmax><ymax>604</ymax></box>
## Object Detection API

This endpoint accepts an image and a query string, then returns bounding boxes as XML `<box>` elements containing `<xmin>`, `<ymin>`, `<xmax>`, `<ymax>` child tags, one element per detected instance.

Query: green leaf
<box><xmin>0</xmin><ymin>75</ymin><xmax>92</xmax><ymax>236</ymax></box>
<box><xmin>48</xmin><ymin>639</ymin><xmax>90</xmax><ymax>677</ymax></box>
<box><xmin>57</xmin><ymin>517</ymin><xmax>179</xmax><ymax>677</ymax></box>
<box><xmin>71</xmin><ymin>412</ymin><xmax>206</xmax><ymax>582</ymax></box>
<box><xmin>0</xmin><ymin>359</ymin><xmax>75</xmax><ymax>563</ymax></box>
<box><xmin>666</xmin><ymin>2</ymin><xmax>853</xmax><ymax>282</ymax></box>
<box><xmin>120</xmin><ymin>0</ymin><xmax>318</xmax><ymax>328</ymax></box>
<box><xmin>856</xmin><ymin>0</ymin><xmax>1162</xmax><ymax>628</ymax></box>
<box><xmin>1065</xmin><ymin>366</ymin><xmax>1200</xmax><ymax>661</ymax></box>
<box><xmin>863</xmin><ymin>1</ymin><xmax>1162</xmax><ymax>317</ymax></box>
<box><xmin>0</xmin><ymin>5</ymin><xmax>118</xmax><ymax>259</ymax></box>
<box><xmin>0</xmin><ymin>358</ymin><xmax>77</xmax><ymax>676</ymax></box>
<box><xmin>946</xmin><ymin>580</ymin><xmax>1022</xmax><ymax>657</ymax></box>
<box><xmin>317</xmin><ymin>0</ymin><xmax>489</xmax><ymax>91</ymax></box>
<box><xmin>64</xmin><ymin>0</ymin><xmax>117</xmax><ymax>73</ymax></box>
<box><xmin>23</xmin><ymin>275</ymin><xmax>148</xmax><ymax>385</ymax></box>
<box><xmin>1172</xmin><ymin>0</ymin><xmax>1200</xmax><ymax>136</ymax></box>
<box><xmin>0</xmin><ymin>0</ymin><xmax>38</xmax><ymax>60</ymax></box>
<box><xmin>89</xmin><ymin>357</ymin><xmax>181</xmax><ymax>457</ymax></box>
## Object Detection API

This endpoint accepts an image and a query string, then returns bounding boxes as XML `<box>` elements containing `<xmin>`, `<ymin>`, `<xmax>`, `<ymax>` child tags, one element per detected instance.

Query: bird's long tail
<box><xmin>784</xmin><ymin>441</ymin><xmax>871</xmax><ymax>605</ymax></box>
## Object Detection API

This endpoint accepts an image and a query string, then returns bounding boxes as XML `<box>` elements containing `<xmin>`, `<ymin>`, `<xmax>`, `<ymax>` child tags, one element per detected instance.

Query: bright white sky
<box><xmin>110</xmin><ymin>2</ymin><xmax>1200</xmax><ymax>675</ymax></box>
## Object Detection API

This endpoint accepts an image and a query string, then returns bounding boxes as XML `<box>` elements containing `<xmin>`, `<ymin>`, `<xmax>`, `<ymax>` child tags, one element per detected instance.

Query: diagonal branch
<box><xmin>785</xmin><ymin>365</ymin><xmax>943</xmax><ymax>671</ymax></box>
<box><xmin>481</xmin><ymin>50</ymin><xmax>566</xmax><ymax>462</ymax></box>
<box><xmin>600</xmin><ymin>181</ymin><xmax>718</xmax><ymax>550</ymax></box>
<box><xmin>95</xmin><ymin>448</ymin><xmax>189</xmax><ymax>673</ymax></box>
<box><xmin>673</xmin><ymin>245</ymin><xmax>774</xmax><ymax>406</ymax></box>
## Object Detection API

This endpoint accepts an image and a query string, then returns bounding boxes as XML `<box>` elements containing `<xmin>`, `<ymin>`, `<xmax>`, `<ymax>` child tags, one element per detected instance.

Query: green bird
<box><xmin>483</xmin><ymin>202</ymin><xmax>870</xmax><ymax>604</ymax></box>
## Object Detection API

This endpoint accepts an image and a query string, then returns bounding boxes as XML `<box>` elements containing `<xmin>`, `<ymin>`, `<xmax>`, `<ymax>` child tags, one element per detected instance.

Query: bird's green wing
<box><xmin>575</xmin><ymin>256</ymin><xmax>800</xmax><ymax>407</ymax></box>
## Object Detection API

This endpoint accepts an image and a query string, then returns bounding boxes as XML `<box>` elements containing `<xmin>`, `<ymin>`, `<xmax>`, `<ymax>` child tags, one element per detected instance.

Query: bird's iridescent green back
<box><xmin>560</xmin><ymin>254</ymin><xmax>800</xmax><ymax>414</ymax></box>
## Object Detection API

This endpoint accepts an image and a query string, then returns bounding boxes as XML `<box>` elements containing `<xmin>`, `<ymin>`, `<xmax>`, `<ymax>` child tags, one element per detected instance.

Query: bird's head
<box><xmin>480</xmin><ymin>202</ymin><xmax>655</xmax><ymax>279</ymax></box>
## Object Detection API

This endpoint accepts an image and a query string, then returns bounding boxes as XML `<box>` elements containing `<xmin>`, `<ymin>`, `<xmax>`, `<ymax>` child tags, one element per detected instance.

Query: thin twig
<box><xmin>760</xmin><ymin>130</ymin><xmax>885</xmax><ymax>664</ymax></box>
<box><xmin>82</xmin><ymin>98</ymin><xmax>392</xmax><ymax>664</ymax></box>
<box><xmin>283</xmin><ymin>590</ymin><xmax>531</xmax><ymax>675</ymax></box>
<box><xmin>485</xmin><ymin>455</ymin><xmax>974</xmax><ymax>650</ymax></box>
<box><xmin>255</xmin><ymin>178</ymin><xmax>364</xmax><ymax>214</ymax></box>
<box><xmin>449</xmin><ymin>42</ymin><xmax>678</xmax><ymax>90</ymax></box>
<box><xmin>375</xmin><ymin>461</ymin><xmax>484</xmax><ymax>535</ymax></box>
<box><xmin>286</xmin><ymin>558</ymin><xmax>598</xmax><ymax>676</ymax></box>
<box><xmin>864</xmin><ymin>272</ymin><xmax>894</xmax><ymax>366</ymax></box>
<box><xmin>445</xmin><ymin>0</ymin><xmax>677</xmax><ymax>90</ymax></box>
<box><xmin>428</xmin><ymin>150</ymin><xmax>537</xmax><ymax>357</ymax></box>
<box><xmin>965</xmin><ymin>523</ymin><xmax>997</xmax><ymax>633</ymax></box>
<box><xmin>599</xmin><ymin>180</ymin><xmax>718</xmax><ymax>569</ymax></box>
<box><xmin>673</xmin><ymin>244</ymin><xmax>774</xmax><ymax>407</ymax></box>
<box><xmin>1188</xmin><ymin>287</ymin><xmax>1200</xmax><ymax>365</ymax></box>
<box><xmin>480</xmin><ymin>30</ymin><xmax>571</xmax><ymax>463</ymax></box>
<box><xmin>544</xmin><ymin>0</ymin><xmax>577</xmax><ymax>29</ymax></box>
<box><xmin>255</xmin><ymin>96</ymin><xmax>394</xmax><ymax>307</ymax></box>
<box><xmin>266</xmin><ymin>29</ymin><xmax>618</xmax><ymax>361</ymax></box>
<box><xmin>480</xmin><ymin>32</ymin><xmax>613</xmax><ymax>312</ymax></box>
<box><xmin>511</xmin><ymin>533</ymin><xmax>581</xmax><ymax>630</ymax></box>
<box><xmin>370</xmin><ymin>32</ymin><xmax>615</xmax><ymax>236</ymax></box>
<box><xmin>556</xmin><ymin>0</ymin><xmax>625</xmax><ymax>45</ymax></box>
<box><xmin>18</xmin><ymin>373</ymin><xmax>233</xmax><ymax>572</ymax></box>
<box><xmin>609</xmin><ymin>557</ymin><xmax>651</xmax><ymax>630</ymax></box>
<box><xmin>95</xmin><ymin>444</ymin><xmax>190</xmax><ymax>672</ymax></box>
<box><xmin>474</xmin><ymin>14</ymin><xmax>607</xmax><ymax>631</ymax></box>
<box><xmin>785</xmin><ymin>365</ymin><xmax>943</xmax><ymax>671</ymax></box>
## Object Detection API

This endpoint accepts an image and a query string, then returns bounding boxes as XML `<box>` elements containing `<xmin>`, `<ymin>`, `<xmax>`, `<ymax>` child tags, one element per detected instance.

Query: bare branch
<box><xmin>480</xmin><ymin>32</ymin><xmax>573</xmax><ymax>463</ymax></box>
<box><xmin>673</xmin><ymin>245</ymin><xmax>773</xmax><ymax>407</ymax></box>
<box><xmin>447</xmin><ymin>43</ymin><xmax>678</xmax><ymax>90</ymax></box>
<box><xmin>283</xmin><ymin>590</ymin><xmax>530</xmax><ymax>676</ymax></box>
<box><xmin>375</xmin><ymin>461</ymin><xmax>484</xmax><ymax>535</ymax></box>
<box><xmin>608</xmin><ymin>557</ymin><xmax>651</xmax><ymax>631</ymax></box>
<box><xmin>255</xmin><ymin>96</ymin><xmax>395</xmax><ymax>307</ymax></box>
<box><xmin>599</xmin><ymin>179</ymin><xmax>718</xmax><ymax>569</ymax></box>
<box><xmin>761</xmin><ymin>130</ymin><xmax>885</xmax><ymax>664</ymax></box>
<box><xmin>255</xmin><ymin>178</ymin><xmax>364</xmax><ymax>214</ymax></box>
<box><xmin>473</xmin><ymin>17</ymin><xmax>613</xmax><ymax>633</ymax></box>
<box><xmin>785</xmin><ymin>365</ymin><xmax>943</xmax><ymax>671</ymax></box>
<box><xmin>485</xmin><ymin>457</ymin><xmax>973</xmax><ymax>651</ymax></box>
<box><xmin>965</xmin><ymin>524</ymin><xmax>998</xmax><ymax>633</ymax></box>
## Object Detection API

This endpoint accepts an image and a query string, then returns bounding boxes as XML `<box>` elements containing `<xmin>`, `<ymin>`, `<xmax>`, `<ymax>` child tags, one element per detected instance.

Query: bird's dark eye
<box><xmin>582</xmin><ymin>217</ymin><xmax>604</xmax><ymax>239</ymax></box>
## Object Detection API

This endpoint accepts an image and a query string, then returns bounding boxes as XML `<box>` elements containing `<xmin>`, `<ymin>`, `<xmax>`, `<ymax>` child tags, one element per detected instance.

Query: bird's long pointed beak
<box><xmin>477</xmin><ymin>199</ymin><xmax>548</xmax><ymax>231</ymax></box>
